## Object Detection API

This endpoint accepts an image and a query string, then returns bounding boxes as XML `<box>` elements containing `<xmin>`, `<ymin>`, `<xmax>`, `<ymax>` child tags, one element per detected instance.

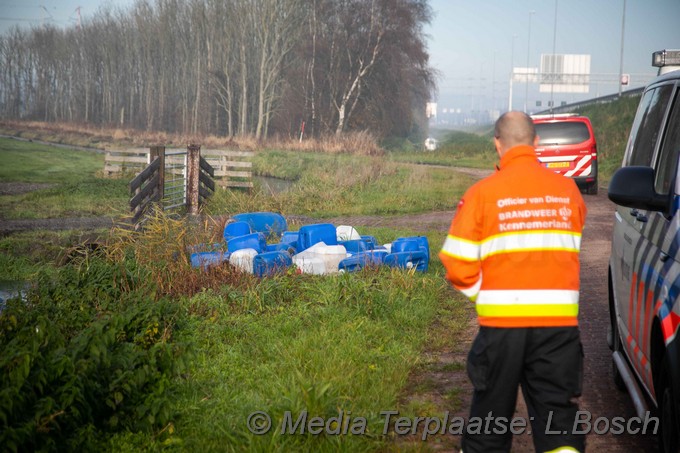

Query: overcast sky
<box><xmin>1</xmin><ymin>0</ymin><xmax>679</xmax><ymax>115</ymax></box>
<box><xmin>426</xmin><ymin>0</ymin><xmax>680</xmax><ymax>113</ymax></box>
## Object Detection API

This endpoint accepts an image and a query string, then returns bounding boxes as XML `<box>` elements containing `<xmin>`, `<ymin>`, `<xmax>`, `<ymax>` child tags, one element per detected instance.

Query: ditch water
<box><xmin>0</xmin><ymin>280</ymin><xmax>28</xmax><ymax>311</ymax></box>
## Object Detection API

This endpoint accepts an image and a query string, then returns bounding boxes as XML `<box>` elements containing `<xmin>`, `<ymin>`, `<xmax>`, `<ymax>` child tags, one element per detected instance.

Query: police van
<box><xmin>608</xmin><ymin>49</ymin><xmax>680</xmax><ymax>453</ymax></box>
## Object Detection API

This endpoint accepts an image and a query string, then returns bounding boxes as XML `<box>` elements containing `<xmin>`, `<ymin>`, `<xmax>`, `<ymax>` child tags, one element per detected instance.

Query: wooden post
<box><xmin>186</xmin><ymin>144</ymin><xmax>200</xmax><ymax>215</ymax></box>
<box><xmin>149</xmin><ymin>146</ymin><xmax>165</xmax><ymax>202</ymax></box>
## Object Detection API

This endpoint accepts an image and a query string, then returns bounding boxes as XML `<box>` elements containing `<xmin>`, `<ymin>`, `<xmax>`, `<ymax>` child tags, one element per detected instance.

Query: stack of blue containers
<box><xmin>189</xmin><ymin>211</ymin><xmax>430</xmax><ymax>276</ymax></box>
<box><xmin>337</xmin><ymin>235</ymin><xmax>429</xmax><ymax>273</ymax></box>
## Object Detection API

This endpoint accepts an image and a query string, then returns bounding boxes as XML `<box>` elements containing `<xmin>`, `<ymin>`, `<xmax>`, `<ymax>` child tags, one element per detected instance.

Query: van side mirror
<box><xmin>607</xmin><ymin>166</ymin><xmax>668</xmax><ymax>211</ymax></box>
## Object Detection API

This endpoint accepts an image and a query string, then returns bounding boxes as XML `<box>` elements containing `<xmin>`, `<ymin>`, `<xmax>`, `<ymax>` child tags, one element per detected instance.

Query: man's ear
<box><xmin>494</xmin><ymin>137</ymin><xmax>502</xmax><ymax>157</ymax></box>
<box><xmin>534</xmin><ymin>135</ymin><xmax>540</xmax><ymax>147</ymax></box>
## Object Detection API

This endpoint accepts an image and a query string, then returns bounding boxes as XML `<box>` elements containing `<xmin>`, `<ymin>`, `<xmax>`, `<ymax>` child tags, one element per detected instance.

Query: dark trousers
<box><xmin>461</xmin><ymin>326</ymin><xmax>585</xmax><ymax>453</ymax></box>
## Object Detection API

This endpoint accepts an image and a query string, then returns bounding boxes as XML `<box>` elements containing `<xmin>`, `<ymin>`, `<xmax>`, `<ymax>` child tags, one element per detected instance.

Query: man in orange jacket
<box><xmin>439</xmin><ymin>111</ymin><xmax>587</xmax><ymax>453</ymax></box>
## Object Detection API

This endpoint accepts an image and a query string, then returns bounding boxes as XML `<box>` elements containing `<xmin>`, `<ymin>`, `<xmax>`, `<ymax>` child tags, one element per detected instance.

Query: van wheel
<box><xmin>659</xmin><ymin>356</ymin><xmax>680</xmax><ymax>453</ymax></box>
<box><xmin>586</xmin><ymin>182</ymin><xmax>598</xmax><ymax>195</ymax></box>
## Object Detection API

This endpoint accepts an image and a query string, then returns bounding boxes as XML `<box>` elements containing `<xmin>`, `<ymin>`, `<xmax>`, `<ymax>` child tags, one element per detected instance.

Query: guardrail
<box><xmin>535</xmin><ymin>86</ymin><xmax>645</xmax><ymax>115</ymax></box>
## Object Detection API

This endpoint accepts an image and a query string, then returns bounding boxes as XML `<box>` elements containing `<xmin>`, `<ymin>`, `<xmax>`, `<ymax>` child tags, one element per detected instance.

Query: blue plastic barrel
<box><xmin>340</xmin><ymin>239</ymin><xmax>370</xmax><ymax>254</ymax></box>
<box><xmin>232</xmin><ymin>212</ymin><xmax>288</xmax><ymax>238</ymax></box>
<box><xmin>223</xmin><ymin>221</ymin><xmax>251</xmax><ymax>242</ymax></box>
<box><xmin>394</xmin><ymin>236</ymin><xmax>430</xmax><ymax>261</ymax></box>
<box><xmin>265</xmin><ymin>230</ymin><xmax>299</xmax><ymax>254</ymax></box>
<box><xmin>297</xmin><ymin>223</ymin><xmax>338</xmax><ymax>251</ymax></box>
<box><xmin>391</xmin><ymin>237</ymin><xmax>421</xmax><ymax>253</ymax></box>
<box><xmin>227</xmin><ymin>232</ymin><xmax>267</xmax><ymax>253</ymax></box>
<box><xmin>190</xmin><ymin>251</ymin><xmax>231</xmax><ymax>269</ymax></box>
<box><xmin>338</xmin><ymin>250</ymin><xmax>389</xmax><ymax>272</ymax></box>
<box><xmin>360</xmin><ymin>235</ymin><xmax>379</xmax><ymax>249</ymax></box>
<box><xmin>253</xmin><ymin>251</ymin><xmax>293</xmax><ymax>277</ymax></box>
<box><xmin>384</xmin><ymin>250</ymin><xmax>428</xmax><ymax>272</ymax></box>
<box><xmin>266</xmin><ymin>242</ymin><xmax>297</xmax><ymax>254</ymax></box>
<box><xmin>417</xmin><ymin>236</ymin><xmax>430</xmax><ymax>261</ymax></box>
<box><xmin>281</xmin><ymin>231</ymin><xmax>299</xmax><ymax>244</ymax></box>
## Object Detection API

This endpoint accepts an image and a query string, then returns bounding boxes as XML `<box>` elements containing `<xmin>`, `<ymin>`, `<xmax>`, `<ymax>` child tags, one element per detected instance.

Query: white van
<box><xmin>607</xmin><ymin>49</ymin><xmax>680</xmax><ymax>453</ymax></box>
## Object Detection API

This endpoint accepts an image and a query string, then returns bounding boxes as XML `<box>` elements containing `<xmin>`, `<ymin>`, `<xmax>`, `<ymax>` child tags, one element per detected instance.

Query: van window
<box><xmin>654</xmin><ymin>90</ymin><xmax>680</xmax><ymax>195</ymax></box>
<box><xmin>535</xmin><ymin>122</ymin><xmax>590</xmax><ymax>145</ymax></box>
<box><xmin>626</xmin><ymin>84</ymin><xmax>673</xmax><ymax>167</ymax></box>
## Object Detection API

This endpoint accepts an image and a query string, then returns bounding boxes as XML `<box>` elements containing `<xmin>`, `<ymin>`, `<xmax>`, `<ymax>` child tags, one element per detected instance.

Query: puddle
<box><xmin>0</xmin><ymin>280</ymin><xmax>28</xmax><ymax>309</ymax></box>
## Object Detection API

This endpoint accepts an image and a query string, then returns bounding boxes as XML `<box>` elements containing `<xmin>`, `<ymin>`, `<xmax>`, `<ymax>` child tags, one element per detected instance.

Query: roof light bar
<box><xmin>652</xmin><ymin>49</ymin><xmax>680</xmax><ymax>68</ymax></box>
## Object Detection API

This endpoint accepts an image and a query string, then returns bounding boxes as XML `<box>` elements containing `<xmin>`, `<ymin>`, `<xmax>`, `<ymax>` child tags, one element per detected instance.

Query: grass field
<box><xmin>0</xmin><ymin>91</ymin><xmax>638</xmax><ymax>450</ymax></box>
<box><xmin>0</xmin><ymin>139</ymin><xmax>129</xmax><ymax>220</ymax></box>
<box><xmin>0</xmin><ymin>135</ymin><xmax>472</xmax><ymax>452</ymax></box>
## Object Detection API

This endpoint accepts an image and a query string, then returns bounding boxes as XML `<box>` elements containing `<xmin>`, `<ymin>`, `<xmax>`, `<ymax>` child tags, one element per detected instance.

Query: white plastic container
<box><xmin>316</xmin><ymin>244</ymin><xmax>348</xmax><ymax>274</ymax></box>
<box><xmin>293</xmin><ymin>242</ymin><xmax>327</xmax><ymax>275</ymax></box>
<box><xmin>229</xmin><ymin>248</ymin><xmax>258</xmax><ymax>274</ymax></box>
<box><xmin>293</xmin><ymin>242</ymin><xmax>348</xmax><ymax>275</ymax></box>
<box><xmin>336</xmin><ymin>225</ymin><xmax>361</xmax><ymax>241</ymax></box>
<box><xmin>293</xmin><ymin>256</ymin><xmax>326</xmax><ymax>275</ymax></box>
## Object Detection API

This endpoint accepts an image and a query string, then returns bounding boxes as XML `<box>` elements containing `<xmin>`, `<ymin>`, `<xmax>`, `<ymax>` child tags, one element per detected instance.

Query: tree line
<box><xmin>0</xmin><ymin>0</ymin><xmax>436</xmax><ymax>140</ymax></box>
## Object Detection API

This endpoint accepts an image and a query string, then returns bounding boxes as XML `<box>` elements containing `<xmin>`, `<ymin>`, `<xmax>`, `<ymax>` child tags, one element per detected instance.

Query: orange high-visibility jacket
<box><xmin>439</xmin><ymin>145</ymin><xmax>587</xmax><ymax>328</ymax></box>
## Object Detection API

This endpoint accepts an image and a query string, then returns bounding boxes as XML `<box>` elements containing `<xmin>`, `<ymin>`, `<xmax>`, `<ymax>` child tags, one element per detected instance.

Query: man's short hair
<box><xmin>494</xmin><ymin>111</ymin><xmax>536</xmax><ymax>148</ymax></box>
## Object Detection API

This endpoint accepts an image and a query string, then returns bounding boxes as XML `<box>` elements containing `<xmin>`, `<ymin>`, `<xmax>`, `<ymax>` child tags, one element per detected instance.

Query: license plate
<box><xmin>547</xmin><ymin>162</ymin><xmax>570</xmax><ymax>169</ymax></box>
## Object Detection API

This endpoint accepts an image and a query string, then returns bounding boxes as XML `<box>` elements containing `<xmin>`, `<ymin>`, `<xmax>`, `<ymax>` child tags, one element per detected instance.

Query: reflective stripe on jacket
<box><xmin>439</xmin><ymin>145</ymin><xmax>587</xmax><ymax>328</ymax></box>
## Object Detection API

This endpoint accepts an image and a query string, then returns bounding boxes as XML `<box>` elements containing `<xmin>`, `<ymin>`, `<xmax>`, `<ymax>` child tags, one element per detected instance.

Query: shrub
<box><xmin>0</xmin><ymin>257</ymin><xmax>192</xmax><ymax>452</ymax></box>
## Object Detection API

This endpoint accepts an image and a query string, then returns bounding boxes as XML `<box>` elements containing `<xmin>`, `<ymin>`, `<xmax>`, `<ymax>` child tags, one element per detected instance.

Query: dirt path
<box><xmin>323</xmin><ymin>189</ymin><xmax>658</xmax><ymax>452</ymax></box>
<box><xmin>352</xmin><ymin>190</ymin><xmax>656</xmax><ymax>453</ymax></box>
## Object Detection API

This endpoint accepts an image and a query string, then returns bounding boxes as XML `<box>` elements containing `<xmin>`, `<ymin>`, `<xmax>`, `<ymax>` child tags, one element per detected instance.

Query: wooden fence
<box><xmin>106</xmin><ymin>147</ymin><xmax>252</xmax><ymax>189</ymax></box>
<box><xmin>129</xmin><ymin>148</ymin><xmax>163</xmax><ymax>227</ymax></box>
<box><xmin>128</xmin><ymin>145</ymin><xmax>215</xmax><ymax>228</ymax></box>
<box><xmin>202</xmin><ymin>149</ymin><xmax>254</xmax><ymax>189</ymax></box>
<box><xmin>104</xmin><ymin>149</ymin><xmax>149</xmax><ymax>176</ymax></box>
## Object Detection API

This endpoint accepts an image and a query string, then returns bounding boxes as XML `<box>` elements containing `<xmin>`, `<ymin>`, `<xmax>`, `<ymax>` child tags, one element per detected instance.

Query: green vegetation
<box><xmin>0</xmin><ymin>94</ymin><xmax>643</xmax><ymax>450</ymax></box>
<box><xmin>131</xmin><ymin>265</ymin><xmax>451</xmax><ymax>452</ymax></box>
<box><xmin>1</xmin><ymin>256</ymin><xmax>192</xmax><ymax>451</ymax></box>
<box><xmin>0</xmin><ymin>230</ymin><xmax>87</xmax><ymax>281</ymax></box>
<box><xmin>0</xmin><ymin>139</ymin><xmax>128</xmax><ymax>219</ymax></box>
<box><xmin>579</xmin><ymin>95</ymin><xmax>641</xmax><ymax>180</ymax></box>
<box><xmin>388</xmin><ymin>131</ymin><xmax>497</xmax><ymax>169</ymax></box>
<box><xmin>0</xmin><ymin>134</ymin><xmax>472</xmax><ymax>451</ymax></box>
<box><xmin>0</xmin><ymin>140</ymin><xmax>102</xmax><ymax>183</ymax></box>
<box><xmin>214</xmin><ymin>153</ymin><xmax>474</xmax><ymax>219</ymax></box>
<box><xmin>1</xmin><ymin>209</ymin><xmax>464</xmax><ymax>452</ymax></box>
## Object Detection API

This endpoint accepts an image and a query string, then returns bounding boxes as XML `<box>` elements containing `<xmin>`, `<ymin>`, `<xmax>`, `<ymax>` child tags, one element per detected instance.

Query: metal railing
<box><xmin>163</xmin><ymin>150</ymin><xmax>187</xmax><ymax>211</ymax></box>
<box><xmin>535</xmin><ymin>86</ymin><xmax>645</xmax><ymax>115</ymax></box>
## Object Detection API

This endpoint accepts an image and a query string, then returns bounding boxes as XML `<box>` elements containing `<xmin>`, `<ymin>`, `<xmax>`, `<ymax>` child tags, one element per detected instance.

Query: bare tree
<box><xmin>0</xmin><ymin>0</ymin><xmax>434</xmax><ymax>140</ymax></box>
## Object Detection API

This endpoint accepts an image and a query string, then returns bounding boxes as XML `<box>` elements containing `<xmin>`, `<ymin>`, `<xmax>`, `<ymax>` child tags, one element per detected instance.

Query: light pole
<box><xmin>550</xmin><ymin>0</ymin><xmax>558</xmax><ymax>113</ymax></box>
<box><xmin>509</xmin><ymin>34</ymin><xmax>517</xmax><ymax>112</ymax></box>
<box><xmin>492</xmin><ymin>50</ymin><xmax>497</xmax><ymax>117</ymax></box>
<box><xmin>618</xmin><ymin>0</ymin><xmax>627</xmax><ymax>97</ymax></box>
<box><xmin>524</xmin><ymin>10</ymin><xmax>535</xmax><ymax>113</ymax></box>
